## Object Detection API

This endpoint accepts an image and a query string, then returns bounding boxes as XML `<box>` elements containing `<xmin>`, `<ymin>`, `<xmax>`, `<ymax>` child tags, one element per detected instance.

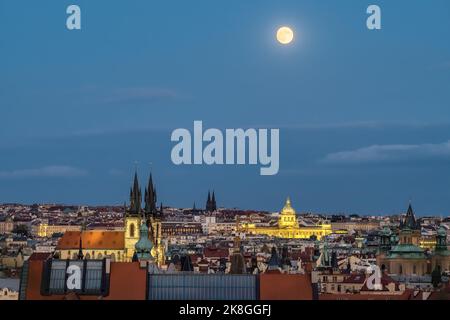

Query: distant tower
<box><xmin>211</xmin><ymin>191</ymin><xmax>217</xmax><ymax>211</ymax></box>
<box><xmin>129</xmin><ymin>171</ymin><xmax>142</xmax><ymax>215</ymax></box>
<box><xmin>229</xmin><ymin>235</ymin><xmax>246</xmax><ymax>274</ymax></box>
<box><xmin>206</xmin><ymin>191</ymin><xmax>212</xmax><ymax>212</ymax></box>
<box><xmin>399</xmin><ymin>203</ymin><xmax>421</xmax><ymax>246</ymax></box>
<box><xmin>144</xmin><ymin>172</ymin><xmax>164</xmax><ymax>266</ymax></box>
<box><xmin>281</xmin><ymin>246</ymin><xmax>291</xmax><ymax>271</ymax></box>
<box><xmin>401</xmin><ymin>203</ymin><xmax>420</xmax><ymax>230</ymax></box>
<box><xmin>267</xmin><ymin>247</ymin><xmax>281</xmax><ymax>272</ymax></box>
<box><xmin>77</xmin><ymin>236</ymin><xmax>84</xmax><ymax>260</ymax></box>
<box><xmin>378</xmin><ymin>226</ymin><xmax>393</xmax><ymax>254</ymax></box>
<box><xmin>206</xmin><ymin>190</ymin><xmax>217</xmax><ymax>212</ymax></box>
<box><xmin>144</xmin><ymin>173</ymin><xmax>158</xmax><ymax>218</ymax></box>
<box><xmin>180</xmin><ymin>255</ymin><xmax>194</xmax><ymax>271</ymax></box>
<box><xmin>124</xmin><ymin>171</ymin><xmax>143</xmax><ymax>261</ymax></box>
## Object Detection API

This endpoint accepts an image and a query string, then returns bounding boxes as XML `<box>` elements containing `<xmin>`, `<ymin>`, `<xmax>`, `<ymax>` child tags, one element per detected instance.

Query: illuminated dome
<box><xmin>278</xmin><ymin>197</ymin><xmax>298</xmax><ymax>228</ymax></box>
<box><xmin>281</xmin><ymin>197</ymin><xmax>296</xmax><ymax>215</ymax></box>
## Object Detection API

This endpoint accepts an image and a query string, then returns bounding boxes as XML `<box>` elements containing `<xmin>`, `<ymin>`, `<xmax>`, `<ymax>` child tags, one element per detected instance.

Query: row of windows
<box><xmin>45</xmin><ymin>260</ymin><xmax>105</xmax><ymax>295</ymax></box>
<box><xmin>66</xmin><ymin>251</ymin><xmax>121</xmax><ymax>261</ymax></box>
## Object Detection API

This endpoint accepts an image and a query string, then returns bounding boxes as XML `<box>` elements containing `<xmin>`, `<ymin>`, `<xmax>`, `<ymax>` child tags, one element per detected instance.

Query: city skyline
<box><xmin>0</xmin><ymin>169</ymin><xmax>445</xmax><ymax>218</ymax></box>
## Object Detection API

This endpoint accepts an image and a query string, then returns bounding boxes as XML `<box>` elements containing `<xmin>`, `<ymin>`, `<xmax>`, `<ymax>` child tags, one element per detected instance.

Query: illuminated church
<box><xmin>242</xmin><ymin>197</ymin><xmax>332</xmax><ymax>240</ymax></box>
<box><xmin>56</xmin><ymin>172</ymin><xmax>165</xmax><ymax>265</ymax></box>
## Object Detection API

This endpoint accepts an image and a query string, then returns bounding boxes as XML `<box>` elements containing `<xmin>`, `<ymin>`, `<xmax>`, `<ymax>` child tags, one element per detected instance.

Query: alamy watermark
<box><xmin>366</xmin><ymin>265</ymin><xmax>383</xmax><ymax>290</ymax></box>
<box><xmin>65</xmin><ymin>4</ymin><xmax>381</xmax><ymax>31</ymax></box>
<box><xmin>170</xmin><ymin>121</ymin><xmax>280</xmax><ymax>176</ymax></box>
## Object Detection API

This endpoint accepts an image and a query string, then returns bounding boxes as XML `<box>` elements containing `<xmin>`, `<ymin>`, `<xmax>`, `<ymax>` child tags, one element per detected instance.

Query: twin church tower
<box><xmin>124</xmin><ymin>171</ymin><xmax>164</xmax><ymax>264</ymax></box>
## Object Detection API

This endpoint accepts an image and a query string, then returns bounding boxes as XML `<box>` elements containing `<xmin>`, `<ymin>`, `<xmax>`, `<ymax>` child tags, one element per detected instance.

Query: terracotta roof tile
<box><xmin>56</xmin><ymin>231</ymin><xmax>124</xmax><ymax>250</ymax></box>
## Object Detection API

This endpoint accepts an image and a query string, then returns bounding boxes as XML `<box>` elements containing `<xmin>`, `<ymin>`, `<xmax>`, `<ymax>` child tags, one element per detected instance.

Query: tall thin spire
<box><xmin>211</xmin><ymin>191</ymin><xmax>217</xmax><ymax>211</ymax></box>
<box><xmin>206</xmin><ymin>191</ymin><xmax>211</xmax><ymax>211</ymax></box>
<box><xmin>403</xmin><ymin>202</ymin><xmax>419</xmax><ymax>230</ymax></box>
<box><xmin>77</xmin><ymin>236</ymin><xmax>84</xmax><ymax>260</ymax></box>
<box><xmin>129</xmin><ymin>170</ymin><xmax>142</xmax><ymax>215</ymax></box>
<box><xmin>145</xmin><ymin>172</ymin><xmax>157</xmax><ymax>217</ymax></box>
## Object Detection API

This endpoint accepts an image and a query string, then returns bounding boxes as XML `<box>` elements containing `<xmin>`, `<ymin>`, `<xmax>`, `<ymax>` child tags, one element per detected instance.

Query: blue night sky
<box><xmin>1</xmin><ymin>0</ymin><xmax>450</xmax><ymax>216</ymax></box>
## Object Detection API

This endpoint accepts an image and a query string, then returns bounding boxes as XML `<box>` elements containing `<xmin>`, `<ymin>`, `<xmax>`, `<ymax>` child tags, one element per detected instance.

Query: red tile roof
<box><xmin>260</xmin><ymin>274</ymin><xmax>313</xmax><ymax>300</ymax></box>
<box><xmin>56</xmin><ymin>231</ymin><xmax>125</xmax><ymax>250</ymax></box>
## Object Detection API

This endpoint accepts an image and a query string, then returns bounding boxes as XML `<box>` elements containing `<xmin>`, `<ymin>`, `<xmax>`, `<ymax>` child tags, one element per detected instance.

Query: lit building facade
<box><xmin>242</xmin><ymin>198</ymin><xmax>332</xmax><ymax>240</ymax></box>
<box><xmin>32</xmin><ymin>222</ymin><xmax>81</xmax><ymax>238</ymax></box>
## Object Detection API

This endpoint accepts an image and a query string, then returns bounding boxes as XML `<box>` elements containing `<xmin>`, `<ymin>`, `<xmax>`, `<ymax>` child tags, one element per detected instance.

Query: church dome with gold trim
<box><xmin>281</xmin><ymin>197</ymin><xmax>296</xmax><ymax>215</ymax></box>
<box><xmin>241</xmin><ymin>196</ymin><xmax>332</xmax><ymax>240</ymax></box>
<box><xmin>278</xmin><ymin>197</ymin><xmax>298</xmax><ymax>228</ymax></box>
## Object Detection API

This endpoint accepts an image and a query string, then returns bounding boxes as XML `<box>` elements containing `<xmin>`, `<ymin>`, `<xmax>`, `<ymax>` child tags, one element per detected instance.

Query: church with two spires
<box><xmin>55</xmin><ymin>172</ymin><xmax>165</xmax><ymax>265</ymax></box>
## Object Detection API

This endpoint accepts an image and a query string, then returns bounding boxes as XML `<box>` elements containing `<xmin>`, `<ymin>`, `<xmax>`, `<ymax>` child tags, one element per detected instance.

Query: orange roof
<box><xmin>56</xmin><ymin>231</ymin><xmax>125</xmax><ymax>250</ymax></box>
<box><xmin>107</xmin><ymin>262</ymin><xmax>147</xmax><ymax>300</ymax></box>
<box><xmin>259</xmin><ymin>274</ymin><xmax>313</xmax><ymax>300</ymax></box>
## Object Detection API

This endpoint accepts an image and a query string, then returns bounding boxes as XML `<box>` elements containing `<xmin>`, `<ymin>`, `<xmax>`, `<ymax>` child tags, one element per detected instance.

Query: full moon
<box><xmin>276</xmin><ymin>26</ymin><xmax>294</xmax><ymax>45</ymax></box>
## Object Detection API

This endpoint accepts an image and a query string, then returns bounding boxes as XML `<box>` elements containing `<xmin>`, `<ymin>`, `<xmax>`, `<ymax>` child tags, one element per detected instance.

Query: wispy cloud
<box><xmin>321</xmin><ymin>141</ymin><xmax>450</xmax><ymax>165</ymax></box>
<box><xmin>0</xmin><ymin>165</ymin><xmax>88</xmax><ymax>179</ymax></box>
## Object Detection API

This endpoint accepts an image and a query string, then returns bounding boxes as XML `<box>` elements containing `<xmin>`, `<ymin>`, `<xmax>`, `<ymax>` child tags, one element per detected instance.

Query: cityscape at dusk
<box><xmin>0</xmin><ymin>0</ymin><xmax>449</xmax><ymax>311</ymax></box>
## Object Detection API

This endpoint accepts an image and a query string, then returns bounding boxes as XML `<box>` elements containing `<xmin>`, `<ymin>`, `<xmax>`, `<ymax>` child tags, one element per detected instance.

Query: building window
<box><xmin>84</xmin><ymin>261</ymin><xmax>103</xmax><ymax>293</ymax></box>
<box><xmin>130</xmin><ymin>223</ymin><xmax>135</xmax><ymax>238</ymax></box>
<box><xmin>49</xmin><ymin>260</ymin><xmax>73</xmax><ymax>294</ymax></box>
